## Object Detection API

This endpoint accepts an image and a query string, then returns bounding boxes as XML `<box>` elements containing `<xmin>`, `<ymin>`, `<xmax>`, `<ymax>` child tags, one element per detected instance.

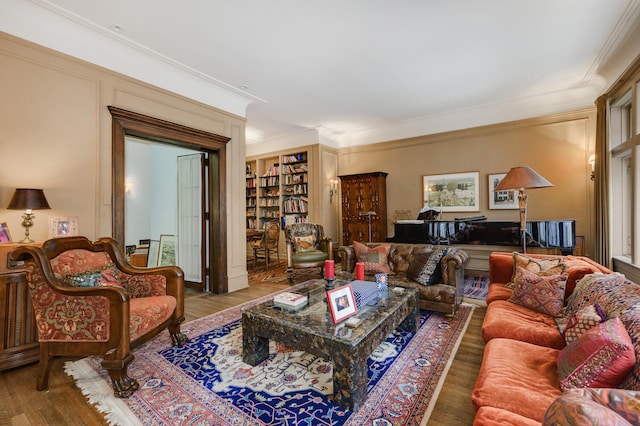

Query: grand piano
<box><xmin>389</xmin><ymin>219</ymin><xmax>576</xmax><ymax>255</ymax></box>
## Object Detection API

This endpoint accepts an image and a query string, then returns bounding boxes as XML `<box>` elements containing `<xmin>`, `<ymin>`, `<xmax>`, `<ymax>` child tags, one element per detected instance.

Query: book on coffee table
<box><xmin>273</xmin><ymin>292</ymin><xmax>308</xmax><ymax>309</ymax></box>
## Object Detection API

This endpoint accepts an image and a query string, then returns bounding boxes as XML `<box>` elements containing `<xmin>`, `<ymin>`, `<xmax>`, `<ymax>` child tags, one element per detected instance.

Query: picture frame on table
<box><xmin>48</xmin><ymin>216</ymin><xmax>79</xmax><ymax>238</ymax></box>
<box><xmin>488</xmin><ymin>173</ymin><xmax>519</xmax><ymax>210</ymax></box>
<box><xmin>326</xmin><ymin>284</ymin><xmax>358</xmax><ymax>324</ymax></box>
<box><xmin>158</xmin><ymin>234</ymin><xmax>177</xmax><ymax>266</ymax></box>
<box><xmin>0</xmin><ymin>222</ymin><xmax>12</xmax><ymax>243</ymax></box>
<box><xmin>147</xmin><ymin>240</ymin><xmax>160</xmax><ymax>267</ymax></box>
<box><xmin>422</xmin><ymin>171</ymin><xmax>480</xmax><ymax>212</ymax></box>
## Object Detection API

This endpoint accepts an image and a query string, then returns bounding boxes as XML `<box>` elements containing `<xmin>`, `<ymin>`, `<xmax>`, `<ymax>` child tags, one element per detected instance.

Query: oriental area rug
<box><xmin>65</xmin><ymin>288</ymin><xmax>474</xmax><ymax>426</ymax></box>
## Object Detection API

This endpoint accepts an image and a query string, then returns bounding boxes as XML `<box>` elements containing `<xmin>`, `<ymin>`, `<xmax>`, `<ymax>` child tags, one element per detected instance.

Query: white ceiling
<box><xmin>4</xmin><ymin>1</ymin><xmax>640</xmax><ymax>148</ymax></box>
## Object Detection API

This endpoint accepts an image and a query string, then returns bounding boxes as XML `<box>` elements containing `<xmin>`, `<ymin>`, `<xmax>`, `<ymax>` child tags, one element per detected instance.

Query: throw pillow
<box><xmin>508</xmin><ymin>266</ymin><xmax>568</xmax><ymax>317</ymax></box>
<box><xmin>406</xmin><ymin>247</ymin><xmax>448</xmax><ymax>286</ymax></box>
<box><xmin>563</xmin><ymin>303</ymin><xmax>607</xmax><ymax>344</ymax></box>
<box><xmin>63</xmin><ymin>265</ymin><xmax>120</xmax><ymax>288</ymax></box>
<box><xmin>506</xmin><ymin>252</ymin><xmax>566</xmax><ymax>289</ymax></box>
<box><xmin>544</xmin><ymin>388</ymin><xmax>640</xmax><ymax>425</ymax></box>
<box><xmin>293</xmin><ymin>235</ymin><xmax>316</xmax><ymax>253</ymax></box>
<box><xmin>557</xmin><ymin>317</ymin><xmax>636</xmax><ymax>390</ymax></box>
<box><xmin>353</xmin><ymin>241</ymin><xmax>391</xmax><ymax>274</ymax></box>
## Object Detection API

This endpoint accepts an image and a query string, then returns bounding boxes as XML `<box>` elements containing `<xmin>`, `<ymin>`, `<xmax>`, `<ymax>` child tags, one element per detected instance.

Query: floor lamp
<box><xmin>494</xmin><ymin>167</ymin><xmax>553</xmax><ymax>253</ymax></box>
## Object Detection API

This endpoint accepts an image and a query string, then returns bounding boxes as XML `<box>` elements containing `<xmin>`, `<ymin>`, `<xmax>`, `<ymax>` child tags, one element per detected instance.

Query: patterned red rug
<box><xmin>65</xmin><ymin>287</ymin><xmax>474</xmax><ymax>425</ymax></box>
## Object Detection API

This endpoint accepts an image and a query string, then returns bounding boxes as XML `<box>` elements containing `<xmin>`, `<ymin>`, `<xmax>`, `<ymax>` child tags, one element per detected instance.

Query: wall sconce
<box><xmin>7</xmin><ymin>188</ymin><xmax>51</xmax><ymax>243</ymax></box>
<box><xmin>329</xmin><ymin>179</ymin><xmax>339</xmax><ymax>203</ymax></box>
<box><xmin>588</xmin><ymin>154</ymin><xmax>596</xmax><ymax>181</ymax></box>
<box><xmin>125</xmin><ymin>180</ymin><xmax>133</xmax><ymax>195</ymax></box>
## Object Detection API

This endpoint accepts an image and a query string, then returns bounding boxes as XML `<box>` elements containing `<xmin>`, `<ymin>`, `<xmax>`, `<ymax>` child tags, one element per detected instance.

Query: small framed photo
<box><xmin>488</xmin><ymin>173</ymin><xmax>519</xmax><ymax>210</ymax></box>
<box><xmin>48</xmin><ymin>216</ymin><xmax>79</xmax><ymax>238</ymax></box>
<box><xmin>326</xmin><ymin>284</ymin><xmax>358</xmax><ymax>324</ymax></box>
<box><xmin>158</xmin><ymin>234</ymin><xmax>177</xmax><ymax>266</ymax></box>
<box><xmin>0</xmin><ymin>222</ymin><xmax>12</xmax><ymax>243</ymax></box>
<box><xmin>139</xmin><ymin>239</ymin><xmax>151</xmax><ymax>247</ymax></box>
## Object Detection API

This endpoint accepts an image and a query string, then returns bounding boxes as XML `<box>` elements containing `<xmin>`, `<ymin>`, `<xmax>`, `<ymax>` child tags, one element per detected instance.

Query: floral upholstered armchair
<box><xmin>10</xmin><ymin>236</ymin><xmax>188</xmax><ymax>398</ymax></box>
<box><xmin>284</xmin><ymin>223</ymin><xmax>333</xmax><ymax>283</ymax></box>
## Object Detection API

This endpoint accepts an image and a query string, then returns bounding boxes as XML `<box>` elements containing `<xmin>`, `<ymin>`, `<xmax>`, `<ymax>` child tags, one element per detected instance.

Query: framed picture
<box><xmin>326</xmin><ymin>284</ymin><xmax>358</xmax><ymax>324</ymax></box>
<box><xmin>158</xmin><ymin>234</ymin><xmax>177</xmax><ymax>266</ymax></box>
<box><xmin>125</xmin><ymin>245</ymin><xmax>137</xmax><ymax>257</ymax></box>
<box><xmin>139</xmin><ymin>239</ymin><xmax>151</xmax><ymax>247</ymax></box>
<box><xmin>0</xmin><ymin>222</ymin><xmax>12</xmax><ymax>243</ymax></box>
<box><xmin>147</xmin><ymin>240</ymin><xmax>160</xmax><ymax>267</ymax></box>
<box><xmin>488</xmin><ymin>173</ymin><xmax>519</xmax><ymax>209</ymax></box>
<box><xmin>422</xmin><ymin>171</ymin><xmax>480</xmax><ymax>212</ymax></box>
<box><xmin>48</xmin><ymin>216</ymin><xmax>79</xmax><ymax>238</ymax></box>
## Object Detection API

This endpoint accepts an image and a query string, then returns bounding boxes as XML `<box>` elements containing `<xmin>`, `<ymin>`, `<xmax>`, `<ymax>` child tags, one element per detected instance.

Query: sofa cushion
<box><xmin>506</xmin><ymin>253</ymin><xmax>566</xmax><ymax>289</ymax></box>
<box><xmin>557</xmin><ymin>317</ymin><xmax>636</xmax><ymax>390</ymax></box>
<box><xmin>406</xmin><ymin>247</ymin><xmax>447</xmax><ymax>286</ymax></box>
<box><xmin>471</xmin><ymin>338</ymin><xmax>562</xmax><ymax>422</ymax></box>
<box><xmin>473</xmin><ymin>406</ymin><xmax>541</xmax><ymax>426</ymax></box>
<box><xmin>485</xmin><ymin>283</ymin><xmax>512</xmax><ymax>304</ymax></box>
<box><xmin>543</xmin><ymin>388</ymin><xmax>640</xmax><ymax>426</ymax></box>
<box><xmin>563</xmin><ymin>304</ymin><xmax>606</xmax><ymax>344</ymax></box>
<box><xmin>129</xmin><ymin>295</ymin><xmax>177</xmax><ymax>342</ymax></box>
<box><xmin>509</xmin><ymin>267</ymin><xmax>568</xmax><ymax>317</ymax></box>
<box><xmin>353</xmin><ymin>241</ymin><xmax>392</xmax><ymax>274</ymax></box>
<box><xmin>482</xmin><ymin>300</ymin><xmax>565</xmax><ymax>348</ymax></box>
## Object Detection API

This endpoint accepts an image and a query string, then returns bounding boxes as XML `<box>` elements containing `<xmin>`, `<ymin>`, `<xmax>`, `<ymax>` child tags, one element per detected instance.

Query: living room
<box><xmin>2</xmin><ymin>2</ymin><xmax>640</xmax><ymax>425</ymax></box>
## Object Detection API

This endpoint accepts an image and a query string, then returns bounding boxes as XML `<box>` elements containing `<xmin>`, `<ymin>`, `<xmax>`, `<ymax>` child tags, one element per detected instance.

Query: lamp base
<box><xmin>18</xmin><ymin>237</ymin><xmax>35</xmax><ymax>244</ymax></box>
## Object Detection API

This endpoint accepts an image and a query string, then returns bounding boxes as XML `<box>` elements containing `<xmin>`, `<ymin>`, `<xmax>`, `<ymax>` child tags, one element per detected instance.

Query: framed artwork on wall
<box><xmin>158</xmin><ymin>234</ymin><xmax>177</xmax><ymax>266</ymax></box>
<box><xmin>0</xmin><ymin>222</ymin><xmax>12</xmax><ymax>243</ymax></box>
<box><xmin>488</xmin><ymin>173</ymin><xmax>519</xmax><ymax>209</ymax></box>
<box><xmin>48</xmin><ymin>216</ymin><xmax>79</xmax><ymax>238</ymax></box>
<box><xmin>422</xmin><ymin>171</ymin><xmax>480</xmax><ymax>212</ymax></box>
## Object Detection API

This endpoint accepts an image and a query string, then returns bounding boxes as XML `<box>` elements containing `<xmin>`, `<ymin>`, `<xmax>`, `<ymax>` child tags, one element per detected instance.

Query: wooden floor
<box><xmin>0</xmin><ymin>267</ymin><xmax>486</xmax><ymax>426</ymax></box>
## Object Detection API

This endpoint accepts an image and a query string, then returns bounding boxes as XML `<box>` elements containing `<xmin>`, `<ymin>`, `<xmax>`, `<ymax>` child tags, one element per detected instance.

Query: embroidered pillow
<box><xmin>353</xmin><ymin>241</ymin><xmax>391</xmax><ymax>274</ymax></box>
<box><xmin>293</xmin><ymin>235</ymin><xmax>316</xmax><ymax>253</ymax></box>
<box><xmin>557</xmin><ymin>317</ymin><xmax>636</xmax><ymax>390</ymax></box>
<box><xmin>506</xmin><ymin>253</ymin><xmax>566</xmax><ymax>289</ymax></box>
<box><xmin>406</xmin><ymin>247</ymin><xmax>448</xmax><ymax>286</ymax></box>
<box><xmin>63</xmin><ymin>265</ymin><xmax>120</xmax><ymax>288</ymax></box>
<box><xmin>544</xmin><ymin>388</ymin><xmax>640</xmax><ymax>425</ymax></box>
<box><xmin>563</xmin><ymin>304</ymin><xmax>607</xmax><ymax>344</ymax></box>
<box><xmin>508</xmin><ymin>267</ymin><xmax>568</xmax><ymax>317</ymax></box>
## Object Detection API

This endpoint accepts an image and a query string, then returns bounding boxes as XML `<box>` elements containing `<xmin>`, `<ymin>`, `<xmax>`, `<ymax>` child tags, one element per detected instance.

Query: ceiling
<box><xmin>5</xmin><ymin>1</ymin><xmax>640</xmax><ymax>148</ymax></box>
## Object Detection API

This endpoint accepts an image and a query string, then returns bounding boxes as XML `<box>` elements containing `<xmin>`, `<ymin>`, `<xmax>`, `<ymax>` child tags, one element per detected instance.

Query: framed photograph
<box><xmin>326</xmin><ymin>284</ymin><xmax>358</xmax><ymax>324</ymax></box>
<box><xmin>0</xmin><ymin>222</ymin><xmax>12</xmax><ymax>243</ymax></box>
<box><xmin>48</xmin><ymin>216</ymin><xmax>79</xmax><ymax>238</ymax></box>
<box><xmin>488</xmin><ymin>173</ymin><xmax>519</xmax><ymax>209</ymax></box>
<box><xmin>158</xmin><ymin>234</ymin><xmax>177</xmax><ymax>266</ymax></box>
<box><xmin>147</xmin><ymin>240</ymin><xmax>160</xmax><ymax>267</ymax></box>
<box><xmin>139</xmin><ymin>239</ymin><xmax>151</xmax><ymax>247</ymax></box>
<box><xmin>422</xmin><ymin>171</ymin><xmax>480</xmax><ymax>212</ymax></box>
<box><xmin>125</xmin><ymin>245</ymin><xmax>137</xmax><ymax>257</ymax></box>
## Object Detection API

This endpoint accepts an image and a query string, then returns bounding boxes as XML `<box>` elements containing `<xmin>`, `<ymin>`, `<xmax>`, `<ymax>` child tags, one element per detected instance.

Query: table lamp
<box><xmin>494</xmin><ymin>167</ymin><xmax>553</xmax><ymax>253</ymax></box>
<box><xmin>7</xmin><ymin>188</ymin><xmax>51</xmax><ymax>243</ymax></box>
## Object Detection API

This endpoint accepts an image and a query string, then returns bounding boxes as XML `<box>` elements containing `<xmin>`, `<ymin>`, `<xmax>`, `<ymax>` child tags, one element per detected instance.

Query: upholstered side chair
<box><xmin>250</xmin><ymin>220</ymin><xmax>280</xmax><ymax>270</ymax></box>
<box><xmin>10</xmin><ymin>236</ymin><xmax>188</xmax><ymax>398</ymax></box>
<box><xmin>284</xmin><ymin>223</ymin><xmax>333</xmax><ymax>283</ymax></box>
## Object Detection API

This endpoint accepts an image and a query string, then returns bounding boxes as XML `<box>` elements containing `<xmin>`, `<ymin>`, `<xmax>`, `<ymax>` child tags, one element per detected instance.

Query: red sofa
<box><xmin>471</xmin><ymin>252</ymin><xmax>640</xmax><ymax>425</ymax></box>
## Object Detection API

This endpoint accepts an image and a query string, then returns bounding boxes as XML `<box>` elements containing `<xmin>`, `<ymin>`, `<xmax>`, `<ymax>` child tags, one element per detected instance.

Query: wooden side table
<box><xmin>0</xmin><ymin>243</ymin><xmax>40</xmax><ymax>371</ymax></box>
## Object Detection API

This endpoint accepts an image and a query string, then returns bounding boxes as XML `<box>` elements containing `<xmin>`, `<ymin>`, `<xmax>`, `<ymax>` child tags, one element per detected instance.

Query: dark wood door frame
<box><xmin>108</xmin><ymin>106</ymin><xmax>231</xmax><ymax>294</ymax></box>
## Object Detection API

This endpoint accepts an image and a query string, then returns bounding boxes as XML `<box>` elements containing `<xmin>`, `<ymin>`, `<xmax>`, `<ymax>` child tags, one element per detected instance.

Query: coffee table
<box><xmin>242</xmin><ymin>279</ymin><xmax>418</xmax><ymax>411</ymax></box>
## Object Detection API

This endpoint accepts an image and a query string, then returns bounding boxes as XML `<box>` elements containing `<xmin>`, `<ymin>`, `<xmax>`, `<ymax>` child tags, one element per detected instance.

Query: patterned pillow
<box><xmin>563</xmin><ymin>304</ymin><xmax>607</xmax><ymax>344</ymax></box>
<box><xmin>508</xmin><ymin>266</ymin><xmax>568</xmax><ymax>317</ymax></box>
<box><xmin>293</xmin><ymin>235</ymin><xmax>316</xmax><ymax>253</ymax></box>
<box><xmin>544</xmin><ymin>388</ymin><xmax>640</xmax><ymax>425</ymax></box>
<box><xmin>406</xmin><ymin>247</ymin><xmax>448</xmax><ymax>286</ymax></box>
<box><xmin>353</xmin><ymin>241</ymin><xmax>391</xmax><ymax>274</ymax></box>
<box><xmin>506</xmin><ymin>252</ymin><xmax>566</xmax><ymax>289</ymax></box>
<box><xmin>557</xmin><ymin>317</ymin><xmax>636</xmax><ymax>390</ymax></box>
<box><xmin>63</xmin><ymin>265</ymin><xmax>120</xmax><ymax>288</ymax></box>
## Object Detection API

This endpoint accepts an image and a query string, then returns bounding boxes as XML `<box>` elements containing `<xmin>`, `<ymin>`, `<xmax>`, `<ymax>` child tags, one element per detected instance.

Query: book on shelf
<box><xmin>273</xmin><ymin>292</ymin><xmax>308</xmax><ymax>308</ymax></box>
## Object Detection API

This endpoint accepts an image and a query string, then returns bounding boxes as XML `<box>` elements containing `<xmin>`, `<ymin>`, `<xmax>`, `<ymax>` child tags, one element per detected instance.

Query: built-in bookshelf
<box><xmin>281</xmin><ymin>152</ymin><xmax>309</xmax><ymax>227</ymax></box>
<box><xmin>245</xmin><ymin>161</ymin><xmax>257</xmax><ymax>230</ymax></box>
<box><xmin>258</xmin><ymin>157</ymin><xmax>280</xmax><ymax>228</ymax></box>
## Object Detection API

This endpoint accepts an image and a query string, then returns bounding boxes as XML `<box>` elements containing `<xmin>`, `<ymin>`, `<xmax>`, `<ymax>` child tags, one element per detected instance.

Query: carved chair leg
<box><xmin>169</xmin><ymin>318</ymin><xmax>188</xmax><ymax>347</ymax></box>
<box><xmin>36</xmin><ymin>342</ymin><xmax>52</xmax><ymax>391</ymax></box>
<box><xmin>102</xmin><ymin>352</ymin><xmax>139</xmax><ymax>398</ymax></box>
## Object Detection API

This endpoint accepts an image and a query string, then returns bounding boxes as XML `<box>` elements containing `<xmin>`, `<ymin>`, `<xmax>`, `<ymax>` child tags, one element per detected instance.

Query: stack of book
<box><xmin>273</xmin><ymin>292</ymin><xmax>308</xmax><ymax>310</ymax></box>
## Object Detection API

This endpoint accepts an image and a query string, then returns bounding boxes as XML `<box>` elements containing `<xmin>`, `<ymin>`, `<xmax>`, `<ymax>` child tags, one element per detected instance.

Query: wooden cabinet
<box><xmin>339</xmin><ymin>172</ymin><xmax>388</xmax><ymax>245</ymax></box>
<box><xmin>0</xmin><ymin>243</ymin><xmax>39</xmax><ymax>371</ymax></box>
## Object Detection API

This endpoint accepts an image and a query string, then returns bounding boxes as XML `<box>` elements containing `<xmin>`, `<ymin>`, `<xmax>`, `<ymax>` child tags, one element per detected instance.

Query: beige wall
<box><xmin>338</xmin><ymin>109</ymin><xmax>597</xmax><ymax>257</ymax></box>
<box><xmin>0</xmin><ymin>33</ymin><xmax>250</xmax><ymax>291</ymax></box>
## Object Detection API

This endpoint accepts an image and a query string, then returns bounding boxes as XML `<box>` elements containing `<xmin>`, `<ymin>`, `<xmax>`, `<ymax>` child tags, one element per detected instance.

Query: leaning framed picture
<box><xmin>0</xmin><ymin>222</ymin><xmax>12</xmax><ymax>243</ymax></box>
<box><xmin>422</xmin><ymin>171</ymin><xmax>480</xmax><ymax>212</ymax></box>
<box><xmin>147</xmin><ymin>240</ymin><xmax>160</xmax><ymax>267</ymax></box>
<box><xmin>326</xmin><ymin>284</ymin><xmax>358</xmax><ymax>324</ymax></box>
<box><xmin>488</xmin><ymin>173</ymin><xmax>519</xmax><ymax>209</ymax></box>
<box><xmin>48</xmin><ymin>216</ymin><xmax>79</xmax><ymax>238</ymax></box>
<box><xmin>158</xmin><ymin>234</ymin><xmax>177</xmax><ymax>266</ymax></box>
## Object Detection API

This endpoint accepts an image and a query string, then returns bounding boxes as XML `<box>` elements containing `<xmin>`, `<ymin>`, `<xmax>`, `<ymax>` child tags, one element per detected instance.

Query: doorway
<box><xmin>109</xmin><ymin>106</ymin><xmax>231</xmax><ymax>294</ymax></box>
